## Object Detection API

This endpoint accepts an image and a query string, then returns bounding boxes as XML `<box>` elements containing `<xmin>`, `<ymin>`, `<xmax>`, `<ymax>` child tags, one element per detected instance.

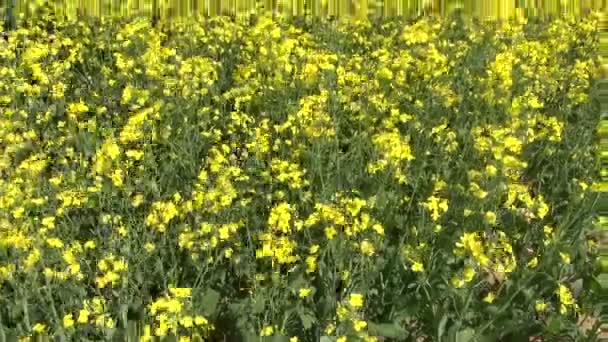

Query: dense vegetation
<box><xmin>0</xmin><ymin>11</ymin><xmax>602</xmax><ymax>341</ymax></box>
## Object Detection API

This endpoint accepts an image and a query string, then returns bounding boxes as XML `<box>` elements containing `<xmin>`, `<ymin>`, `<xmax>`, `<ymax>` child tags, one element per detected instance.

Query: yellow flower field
<box><xmin>0</xmin><ymin>9</ymin><xmax>603</xmax><ymax>342</ymax></box>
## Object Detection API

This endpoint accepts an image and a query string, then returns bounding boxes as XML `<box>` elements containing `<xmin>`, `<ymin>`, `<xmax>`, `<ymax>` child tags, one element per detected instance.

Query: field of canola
<box><xmin>0</xmin><ymin>10</ymin><xmax>603</xmax><ymax>342</ymax></box>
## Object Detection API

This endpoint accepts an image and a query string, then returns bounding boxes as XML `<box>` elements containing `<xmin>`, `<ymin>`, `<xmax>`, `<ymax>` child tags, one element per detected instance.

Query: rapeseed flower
<box><xmin>349</xmin><ymin>293</ymin><xmax>364</xmax><ymax>308</ymax></box>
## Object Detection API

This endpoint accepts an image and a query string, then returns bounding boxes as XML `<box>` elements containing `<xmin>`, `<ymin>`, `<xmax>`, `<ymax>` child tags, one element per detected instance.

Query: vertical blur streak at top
<box><xmin>597</xmin><ymin>7</ymin><xmax>608</xmax><ymax>309</ymax></box>
<box><xmin>0</xmin><ymin>0</ymin><xmax>605</xmax><ymax>23</ymax></box>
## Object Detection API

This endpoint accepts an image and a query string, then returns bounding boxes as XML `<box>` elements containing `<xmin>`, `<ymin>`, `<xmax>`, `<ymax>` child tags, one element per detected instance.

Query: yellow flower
<box><xmin>290</xmin><ymin>337</ymin><xmax>299</xmax><ymax>342</ymax></box>
<box><xmin>483</xmin><ymin>292</ymin><xmax>496</xmax><ymax>303</ymax></box>
<box><xmin>556</xmin><ymin>284</ymin><xmax>575</xmax><ymax>314</ymax></box>
<box><xmin>268</xmin><ymin>202</ymin><xmax>292</xmax><ymax>234</ymax></box>
<box><xmin>484</xmin><ymin>211</ymin><xmax>497</xmax><ymax>225</ymax></box>
<box><xmin>353</xmin><ymin>320</ymin><xmax>367</xmax><ymax>332</ymax></box>
<box><xmin>144</xmin><ymin>242</ymin><xmax>156</xmax><ymax>253</ymax></box>
<box><xmin>349</xmin><ymin>293</ymin><xmax>364</xmax><ymax>308</ymax></box>
<box><xmin>372</xmin><ymin>223</ymin><xmax>384</xmax><ymax>235</ymax></box>
<box><xmin>451</xmin><ymin>276</ymin><xmax>465</xmax><ymax>288</ymax></box>
<box><xmin>528</xmin><ymin>96</ymin><xmax>543</xmax><ymax>109</ymax></box>
<box><xmin>169</xmin><ymin>287</ymin><xmax>192</xmax><ymax>298</ymax></box>
<box><xmin>536</xmin><ymin>199</ymin><xmax>549</xmax><ymax>219</ymax></box>
<box><xmin>224</xmin><ymin>247</ymin><xmax>234</xmax><ymax>258</ymax></box>
<box><xmin>535</xmin><ymin>300</ymin><xmax>547</xmax><ymax>312</ymax></box>
<box><xmin>325</xmin><ymin>226</ymin><xmax>337</xmax><ymax>240</ymax></box>
<box><xmin>77</xmin><ymin>309</ymin><xmax>89</xmax><ymax>324</ymax></box>
<box><xmin>180</xmin><ymin>316</ymin><xmax>193</xmax><ymax>328</ymax></box>
<box><xmin>63</xmin><ymin>314</ymin><xmax>74</xmax><ymax>328</ymax></box>
<box><xmin>463</xmin><ymin>266</ymin><xmax>476</xmax><ymax>282</ymax></box>
<box><xmin>527</xmin><ymin>257</ymin><xmax>538</xmax><ymax>268</ymax></box>
<box><xmin>46</xmin><ymin>238</ymin><xmax>64</xmax><ymax>249</ymax></box>
<box><xmin>32</xmin><ymin>323</ymin><xmax>47</xmax><ymax>333</ymax></box>
<box><xmin>346</xmin><ymin>198</ymin><xmax>366</xmax><ymax>217</ymax></box>
<box><xmin>260</xmin><ymin>325</ymin><xmax>274</xmax><ymax>336</ymax></box>
<box><xmin>360</xmin><ymin>240</ymin><xmax>375</xmax><ymax>256</ymax></box>
<box><xmin>41</xmin><ymin>216</ymin><xmax>55</xmax><ymax>229</ymax></box>
<box><xmin>67</xmin><ymin>99</ymin><xmax>89</xmax><ymax>115</ymax></box>
<box><xmin>111</xmin><ymin>169</ymin><xmax>124</xmax><ymax>187</ymax></box>
<box><xmin>165</xmin><ymin>299</ymin><xmax>182</xmax><ymax>313</ymax></box>
<box><xmin>411</xmin><ymin>261</ymin><xmax>424</xmax><ymax>273</ymax></box>
<box><xmin>104</xmin><ymin>317</ymin><xmax>115</xmax><ymax>328</ymax></box>
<box><xmin>298</xmin><ymin>287</ymin><xmax>312</xmax><ymax>298</ymax></box>
<box><xmin>337</xmin><ymin>336</ymin><xmax>347</xmax><ymax>342</ymax></box>
<box><xmin>105</xmin><ymin>141</ymin><xmax>121</xmax><ymax>160</ymax></box>
<box><xmin>194</xmin><ymin>316</ymin><xmax>208</xmax><ymax>326</ymax></box>
<box><xmin>132</xmin><ymin>194</ymin><xmax>145</xmax><ymax>207</ymax></box>
<box><xmin>337</xmin><ymin>304</ymin><xmax>349</xmax><ymax>321</ymax></box>
<box><xmin>560</xmin><ymin>252</ymin><xmax>571</xmax><ymax>265</ymax></box>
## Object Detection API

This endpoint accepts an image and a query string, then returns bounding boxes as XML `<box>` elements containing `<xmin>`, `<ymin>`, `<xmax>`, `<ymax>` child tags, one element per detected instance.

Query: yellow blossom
<box><xmin>325</xmin><ymin>226</ymin><xmax>337</xmax><ymax>240</ymax></box>
<box><xmin>483</xmin><ymin>292</ymin><xmax>496</xmax><ymax>303</ymax></box>
<box><xmin>349</xmin><ymin>293</ymin><xmax>364</xmax><ymax>308</ymax></box>
<box><xmin>411</xmin><ymin>261</ymin><xmax>424</xmax><ymax>273</ymax></box>
<box><xmin>77</xmin><ymin>309</ymin><xmax>89</xmax><ymax>324</ymax></box>
<box><xmin>63</xmin><ymin>314</ymin><xmax>74</xmax><ymax>328</ymax></box>
<box><xmin>353</xmin><ymin>320</ymin><xmax>367</xmax><ymax>332</ymax></box>
<box><xmin>360</xmin><ymin>240</ymin><xmax>375</xmax><ymax>256</ymax></box>
<box><xmin>560</xmin><ymin>252</ymin><xmax>571</xmax><ymax>265</ymax></box>
<box><xmin>144</xmin><ymin>243</ymin><xmax>156</xmax><ymax>253</ymax></box>
<box><xmin>84</xmin><ymin>240</ymin><xmax>96</xmax><ymax>249</ymax></box>
<box><xmin>484</xmin><ymin>211</ymin><xmax>497</xmax><ymax>225</ymax></box>
<box><xmin>299</xmin><ymin>287</ymin><xmax>312</xmax><ymax>298</ymax></box>
<box><xmin>194</xmin><ymin>316</ymin><xmax>208</xmax><ymax>326</ymax></box>
<box><xmin>32</xmin><ymin>323</ymin><xmax>47</xmax><ymax>333</ymax></box>
<box><xmin>535</xmin><ymin>300</ymin><xmax>548</xmax><ymax>312</ymax></box>
<box><xmin>260</xmin><ymin>325</ymin><xmax>274</xmax><ymax>336</ymax></box>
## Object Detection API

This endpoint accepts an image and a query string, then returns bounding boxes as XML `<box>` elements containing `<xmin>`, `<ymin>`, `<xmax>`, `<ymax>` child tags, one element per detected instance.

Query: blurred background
<box><xmin>0</xmin><ymin>0</ymin><xmax>605</xmax><ymax>24</ymax></box>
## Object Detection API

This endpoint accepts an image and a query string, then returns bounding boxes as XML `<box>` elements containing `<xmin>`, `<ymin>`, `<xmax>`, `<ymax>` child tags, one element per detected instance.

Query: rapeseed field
<box><xmin>0</xmin><ymin>9</ymin><xmax>603</xmax><ymax>342</ymax></box>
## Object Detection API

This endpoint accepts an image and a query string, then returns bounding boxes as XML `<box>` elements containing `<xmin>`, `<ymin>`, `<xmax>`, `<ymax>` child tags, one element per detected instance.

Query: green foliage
<box><xmin>0</xmin><ymin>10</ymin><xmax>602</xmax><ymax>342</ymax></box>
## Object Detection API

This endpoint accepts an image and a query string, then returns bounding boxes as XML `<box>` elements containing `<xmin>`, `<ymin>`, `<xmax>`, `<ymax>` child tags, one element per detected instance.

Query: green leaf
<box><xmin>126</xmin><ymin>320</ymin><xmax>139</xmax><ymax>342</ymax></box>
<box><xmin>596</xmin><ymin>273</ymin><xmax>608</xmax><ymax>289</ymax></box>
<box><xmin>485</xmin><ymin>304</ymin><xmax>500</xmax><ymax>316</ymax></box>
<box><xmin>288</xmin><ymin>273</ymin><xmax>306</xmax><ymax>291</ymax></box>
<box><xmin>455</xmin><ymin>328</ymin><xmax>475</xmax><ymax>342</ymax></box>
<box><xmin>103</xmin><ymin>327</ymin><xmax>117</xmax><ymax>340</ymax></box>
<box><xmin>119</xmin><ymin>304</ymin><xmax>129</xmax><ymax>329</ymax></box>
<box><xmin>298</xmin><ymin>310</ymin><xmax>316</xmax><ymax>330</ymax></box>
<box><xmin>242</xmin><ymin>331</ymin><xmax>260</xmax><ymax>342</ymax></box>
<box><xmin>437</xmin><ymin>314</ymin><xmax>448</xmax><ymax>340</ymax></box>
<box><xmin>201</xmin><ymin>288</ymin><xmax>221</xmax><ymax>316</ymax></box>
<box><xmin>320</xmin><ymin>336</ymin><xmax>334</xmax><ymax>342</ymax></box>
<box><xmin>252</xmin><ymin>294</ymin><xmax>266</xmax><ymax>314</ymax></box>
<box><xmin>545</xmin><ymin>315</ymin><xmax>562</xmax><ymax>335</ymax></box>
<box><xmin>158</xmin><ymin>335</ymin><xmax>175</xmax><ymax>342</ymax></box>
<box><xmin>368</xmin><ymin>322</ymin><xmax>409</xmax><ymax>338</ymax></box>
